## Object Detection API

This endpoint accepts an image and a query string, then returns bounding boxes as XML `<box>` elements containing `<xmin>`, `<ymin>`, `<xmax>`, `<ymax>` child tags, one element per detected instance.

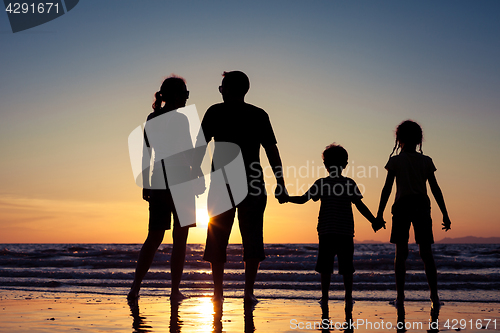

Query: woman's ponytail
<box><xmin>152</xmin><ymin>91</ymin><xmax>163</xmax><ymax>112</ymax></box>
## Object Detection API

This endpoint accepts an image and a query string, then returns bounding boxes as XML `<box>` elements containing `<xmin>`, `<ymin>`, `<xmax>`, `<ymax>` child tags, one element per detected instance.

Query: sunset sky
<box><xmin>1</xmin><ymin>1</ymin><xmax>499</xmax><ymax>244</ymax></box>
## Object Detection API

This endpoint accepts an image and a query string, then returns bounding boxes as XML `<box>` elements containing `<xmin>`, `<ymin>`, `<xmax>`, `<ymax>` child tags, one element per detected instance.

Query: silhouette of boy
<box><xmin>283</xmin><ymin>143</ymin><xmax>384</xmax><ymax>317</ymax></box>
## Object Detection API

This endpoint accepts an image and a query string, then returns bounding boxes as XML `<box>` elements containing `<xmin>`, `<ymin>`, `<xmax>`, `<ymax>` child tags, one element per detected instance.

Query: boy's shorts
<box><xmin>390</xmin><ymin>194</ymin><xmax>434</xmax><ymax>244</ymax></box>
<box><xmin>315</xmin><ymin>234</ymin><xmax>355</xmax><ymax>275</ymax></box>
<box><xmin>148</xmin><ymin>189</ymin><xmax>195</xmax><ymax>230</ymax></box>
<box><xmin>203</xmin><ymin>191</ymin><xmax>267</xmax><ymax>263</ymax></box>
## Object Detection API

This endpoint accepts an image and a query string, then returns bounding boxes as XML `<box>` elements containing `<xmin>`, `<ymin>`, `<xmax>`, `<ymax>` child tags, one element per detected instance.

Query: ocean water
<box><xmin>1</xmin><ymin>243</ymin><xmax>499</xmax><ymax>302</ymax></box>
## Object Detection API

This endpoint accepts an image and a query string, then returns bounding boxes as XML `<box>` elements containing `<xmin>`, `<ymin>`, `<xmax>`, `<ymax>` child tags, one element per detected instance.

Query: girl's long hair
<box><xmin>389</xmin><ymin>120</ymin><xmax>423</xmax><ymax>157</ymax></box>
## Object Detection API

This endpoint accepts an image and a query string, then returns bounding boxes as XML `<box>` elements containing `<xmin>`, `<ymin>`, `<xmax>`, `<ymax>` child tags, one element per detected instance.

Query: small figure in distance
<box><xmin>281</xmin><ymin>143</ymin><xmax>385</xmax><ymax>321</ymax></box>
<box><xmin>376</xmin><ymin>120</ymin><xmax>451</xmax><ymax>310</ymax></box>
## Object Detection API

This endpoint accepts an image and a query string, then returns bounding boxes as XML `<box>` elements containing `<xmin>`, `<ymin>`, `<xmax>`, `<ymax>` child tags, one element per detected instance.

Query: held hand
<box><xmin>279</xmin><ymin>194</ymin><xmax>290</xmax><ymax>204</ymax></box>
<box><xmin>372</xmin><ymin>217</ymin><xmax>386</xmax><ymax>232</ymax></box>
<box><xmin>274</xmin><ymin>184</ymin><xmax>289</xmax><ymax>204</ymax></box>
<box><xmin>142</xmin><ymin>188</ymin><xmax>151</xmax><ymax>202</ymax></box>
<box><xmin>442</xmin><ymin>215</ymin><xmax>451</xmax><ymax>231</ymax></box>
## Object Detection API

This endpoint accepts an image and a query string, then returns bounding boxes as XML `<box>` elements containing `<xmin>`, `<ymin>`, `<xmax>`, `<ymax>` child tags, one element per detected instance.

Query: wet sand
<box><xmin>0</xmin><ymin>290</ymin><xmax>498</xmax><ymax>332</ymax></box>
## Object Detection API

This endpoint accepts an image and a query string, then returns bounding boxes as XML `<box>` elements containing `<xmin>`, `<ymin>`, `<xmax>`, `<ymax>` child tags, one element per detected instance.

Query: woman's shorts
<box><xmin>148</xmin><ymin>189</ymin><xmax>196</xmax><ymax>230</ymax></box>
<box><xmin>148</xmin><ymin>166</ymin><xmax>196</xmax><ymax>231</ymax></box>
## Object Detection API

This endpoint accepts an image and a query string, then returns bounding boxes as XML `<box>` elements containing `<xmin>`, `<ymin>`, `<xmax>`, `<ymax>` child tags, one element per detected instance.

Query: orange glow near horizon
<box><xmin>1</xmin><ymin>168</ymin><xmax>498</xmax><ymax>244</ymax></box>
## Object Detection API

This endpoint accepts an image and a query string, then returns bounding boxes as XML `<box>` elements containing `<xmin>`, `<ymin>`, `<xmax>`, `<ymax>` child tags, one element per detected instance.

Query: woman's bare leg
<box><xmin>171</xmin><ymin>226</ymin><xmax>189</xmax><ymax>300</ymax></box>
<box><xmin>128</xmin><ymin>230</ymin><xmax>165</xmax><ymax>299</ymax></box>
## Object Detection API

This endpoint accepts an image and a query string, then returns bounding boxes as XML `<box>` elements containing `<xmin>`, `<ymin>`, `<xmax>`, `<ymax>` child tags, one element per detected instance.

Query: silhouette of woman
<box><xmin>128</xmin><ymin>75</ymin><xmax>198</xmax><ymax>301</ymax></box>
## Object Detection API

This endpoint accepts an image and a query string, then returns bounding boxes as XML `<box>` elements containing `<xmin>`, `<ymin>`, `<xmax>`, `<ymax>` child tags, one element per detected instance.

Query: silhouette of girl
<box><xmin>377</xmin><ymin>120</ymin><xmax>451</xmax><ymax>309</ymax></box>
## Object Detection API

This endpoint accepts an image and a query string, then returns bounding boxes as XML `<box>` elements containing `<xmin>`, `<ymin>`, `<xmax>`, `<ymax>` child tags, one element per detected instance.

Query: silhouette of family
<box><xmin>128</xmin><ymin>71</ymin><xmax>452</xmax><ymax>324</ymax></box>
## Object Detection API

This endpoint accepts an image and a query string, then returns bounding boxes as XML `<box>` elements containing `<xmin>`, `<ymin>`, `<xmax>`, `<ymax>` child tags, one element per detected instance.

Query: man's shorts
<box><xmin>315</xmin><ymin>234</ymin><xmax>355</xmax><ymax>275</ymax></box>
<box><xmin>203</xmin><ymin>191</ymin><xmax>267</xmax><ymax>263</ymax></box>
<box><xmin>390</xmin><ymin>194</ymin><xmax>434</xmax><ymax>244</ymax></box>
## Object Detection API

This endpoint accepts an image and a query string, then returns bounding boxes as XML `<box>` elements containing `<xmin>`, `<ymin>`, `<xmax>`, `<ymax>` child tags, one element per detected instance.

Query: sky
<box><xmin>1</xmin><ymin>0</ymin><xmax>499</xmax><ymax>244</ymax></box>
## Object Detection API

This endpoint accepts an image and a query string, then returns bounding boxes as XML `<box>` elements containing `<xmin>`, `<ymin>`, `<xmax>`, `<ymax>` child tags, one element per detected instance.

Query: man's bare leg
<box><xmin>244</xmin><ymin>259</ymin><xmax>260</xmax><ymax>304</ymax></box>
<box><xmin>212</xmin><ymin>262</ymin><xmax>225</xmax><ymax>302</ymax></box>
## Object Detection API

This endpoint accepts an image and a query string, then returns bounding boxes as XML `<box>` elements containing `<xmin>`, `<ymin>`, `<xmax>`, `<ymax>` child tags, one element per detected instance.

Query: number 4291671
<box><xmin>444</xmin><ymin>319</ymin><xmax>496</xmax><ymax>330</ymax></box>
<box><xmin>5</xmin><ymin>3</ymin><xmax>59</xmax><ymax>14</ymax></box>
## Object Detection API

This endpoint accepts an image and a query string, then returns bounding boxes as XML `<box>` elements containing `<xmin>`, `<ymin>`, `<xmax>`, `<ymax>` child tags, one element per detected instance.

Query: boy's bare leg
<box><xmin>320</xmin><ymin>272</ymin><xmax>331</xmax><ymax>305</ymax></box>
<box><xmin>395</xmin><ymin>243</ymin><xmax>409</xmax><ymax>305</ymax></box>
<box><xmin>244</xmin><ymin>259</ymin><xmax>260</xmax><ymax>304</ymax></box>
<box><xmin>170</xmin><ymin>226</ymin><xmax>189</xmax><ymax>300</ymax></box>
<box><xmin>343</xmin><ymin>273</ymin><xmax>353</xmax><ymax>306</ymax></box>
<box><xmin>128</xmin><ymin>230</ymin><xmax>165</xmax><ymax>299</ymax></box>
<box><xmin>419</xmin><ymin>244</ymin><xmax>440</xmax><ymax>306</ymax></box>
<box><xmin>343</xmin><ymin>272</ymin><xmax>354</xmax><ymax>322</ymax></box>
<box><xmin>211</xmin><ymin>262</ymin><xmax>225</xmax><ymax>302</ymax></box>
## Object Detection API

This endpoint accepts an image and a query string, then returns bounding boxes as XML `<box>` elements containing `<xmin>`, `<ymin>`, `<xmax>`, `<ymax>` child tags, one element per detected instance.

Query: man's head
<box><xmin>219</xmin><ymin>71</ymin><xmax>250</xmax><ymax>102</ymax></box>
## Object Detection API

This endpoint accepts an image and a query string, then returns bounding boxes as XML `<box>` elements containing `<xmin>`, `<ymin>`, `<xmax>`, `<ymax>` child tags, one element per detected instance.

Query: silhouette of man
<box><xmin>195</xmin><ymin>71</ymin><xmax>287</xmax><ymax>304</ymax></box>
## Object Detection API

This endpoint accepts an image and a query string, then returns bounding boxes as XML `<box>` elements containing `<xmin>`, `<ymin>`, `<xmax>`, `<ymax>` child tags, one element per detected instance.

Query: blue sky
<box><xmin>1</xmin><ymin>1</ymin><xmax>499</xmax><ymax>242</ymax></box>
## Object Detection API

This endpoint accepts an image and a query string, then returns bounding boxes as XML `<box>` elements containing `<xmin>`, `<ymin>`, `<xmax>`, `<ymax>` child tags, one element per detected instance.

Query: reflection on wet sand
<box><xmin>127</xmin><ymin>297</ymin><xmax>446</xmax><ymax>333</ymax></box>
<box><xmin>244</xmin><ymin>301</ymin><xmax>256</xmax><ymax>333</ymax></box>
<box><xmin>212</xmin><ymin>300</ymin><xmax>222</xmax><ymax>333</ymax></box>
<box><xmin>318</xmin><ymin>301</ymin><xmax>354</xmax><ymax>332</ymax></box>
<box><xmin>428</xmin><ymin>304</ymin><xmax>440</xmax><ymax>333</ymax></box>
<box><xmin>393</xmin><ymin>301</ymin><xmax>440</xmax><ymax>333</ymax></box>
<box><xmin>128</xmin><ymin>297</ymin><xmax>255</xmax><ymax>333</ymax></box>
<box><xmin>170</xmin><ymin>300</ymin><xmax>183</xmax><ymax>333</ymax></box>
<box><xmin>128</xmin><ymin>298</ymin><xmax>153</xmax><ymax>333</ymax></box>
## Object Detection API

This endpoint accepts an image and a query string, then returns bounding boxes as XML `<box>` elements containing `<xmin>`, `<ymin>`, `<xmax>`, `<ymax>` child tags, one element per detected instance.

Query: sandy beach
<box><xmin>1</xmin><ymin>290</ymin><xmax>498</xmax><ymax>332</ymax></box>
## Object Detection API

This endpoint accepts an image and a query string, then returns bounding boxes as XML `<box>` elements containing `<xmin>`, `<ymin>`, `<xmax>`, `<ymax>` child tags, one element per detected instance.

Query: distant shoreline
<box><xmin>1</xmin><ymin>237</ymin><xmax>500</xmax><ymax>244</ymax></box>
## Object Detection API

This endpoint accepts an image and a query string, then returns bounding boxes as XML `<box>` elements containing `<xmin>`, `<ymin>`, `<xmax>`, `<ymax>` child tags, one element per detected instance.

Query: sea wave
<box><xmin>1</xmin><ymin>243</ymin><xmax>499</xmax><ymax>301</ymax></box>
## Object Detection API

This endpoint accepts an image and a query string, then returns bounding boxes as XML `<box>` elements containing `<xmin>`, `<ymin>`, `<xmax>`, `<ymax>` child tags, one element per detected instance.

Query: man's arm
<box><xmin>428</xmin><ymin>173</ymin><xmax>451</xmax><ymax>231</ymax></box>
<box><xmin>192</xmin><ymin>115</ymin><xmax>211</xmax><ymax>178</ymax></box>
<box><xmin>264</xmin><ymin>144</ymin><xmax>287</xmax><ymax>202</ymax></box>
<box><xmin>264</xmin><ymin>144</ymin><xmax>285</xmax><ymax>186</ymax></box>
